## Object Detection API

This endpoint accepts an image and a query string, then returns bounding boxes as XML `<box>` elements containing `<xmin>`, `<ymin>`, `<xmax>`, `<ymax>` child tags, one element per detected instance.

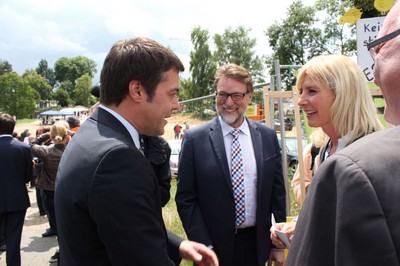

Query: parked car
<box><xmin>278</xmin><ymin>136</ymin><xmax>308</xmax><ymax>170</ymax></box>
<box><xmin>274</xmin><ymin>118</ymin><xmax>293</xmax><ymax>132</ymax></box>
<box><xmin>259</xmin><ymin>118</ymin><xmax>293</xmax><ymax>131</ymax></box>
<box><xmin>167</xmin><ymin>139</ymin><xmax>182</xmax><ymax>177</ymax></box>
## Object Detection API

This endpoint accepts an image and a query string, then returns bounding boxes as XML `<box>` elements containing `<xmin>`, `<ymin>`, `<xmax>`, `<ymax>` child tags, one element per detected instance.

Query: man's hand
<box><xmin>179</xmin><ymin>240</ymin><xmax>219</xmax><ymax>266</ymax></box>
<box><xmin>270</xmin><ymin>221</ymin><xmax>296</xmax><ymax>248</ymax></box>
<box><xmin>268</xmin><ymin>249</ymin><xmax>285</xmax><ymax>266</ymax></box>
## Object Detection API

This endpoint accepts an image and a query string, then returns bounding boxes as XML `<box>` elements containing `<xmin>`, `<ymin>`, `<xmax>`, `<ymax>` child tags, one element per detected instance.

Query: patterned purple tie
<box><xmin>230</xmin><ymin>129</ymin><xmax>246</xmax><ymax>226</ymax></box>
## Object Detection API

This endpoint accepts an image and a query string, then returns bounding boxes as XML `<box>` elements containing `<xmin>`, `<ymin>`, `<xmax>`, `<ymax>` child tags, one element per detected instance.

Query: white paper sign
<box><xmin>356</xmin><ymin>16</ymin><xmax>385</xmax><ymax>81</ymax></box>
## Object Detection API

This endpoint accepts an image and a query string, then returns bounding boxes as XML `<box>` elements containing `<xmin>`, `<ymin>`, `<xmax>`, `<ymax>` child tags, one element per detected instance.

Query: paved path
<box><xmin>0</xmin><ymin>188</ymin><xmax>58</xmax><ymax>266</ymax></box>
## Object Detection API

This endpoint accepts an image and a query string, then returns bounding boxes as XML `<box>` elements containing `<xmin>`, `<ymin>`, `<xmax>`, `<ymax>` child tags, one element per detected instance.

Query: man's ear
<box><xmin>129</xmin><ymin>80</ymin><xmax>142</xmax><ymax>102</ymax></box>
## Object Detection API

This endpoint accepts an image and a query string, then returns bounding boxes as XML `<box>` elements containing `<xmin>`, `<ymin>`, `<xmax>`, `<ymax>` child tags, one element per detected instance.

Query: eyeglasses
<box><xmin>367</xmin><ymin>28</ymin><xmax>400</xmax><ymax>60</ymax></box>
<box><xmin>215</xmin><ymin>92</ymin><xmax>248</xmax><ymax>102</ymax></box>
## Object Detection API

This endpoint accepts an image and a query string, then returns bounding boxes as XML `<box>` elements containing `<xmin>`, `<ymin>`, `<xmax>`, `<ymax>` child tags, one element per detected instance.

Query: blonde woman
<box><xmin>31</xmin><ymin>123</ymin><xmax>69</xmax><ymax>263</ymax></box>
<box><xmin>271</xmin><ymin>54</ymin><xmax>383</xmax><ymax>249</ymax></box>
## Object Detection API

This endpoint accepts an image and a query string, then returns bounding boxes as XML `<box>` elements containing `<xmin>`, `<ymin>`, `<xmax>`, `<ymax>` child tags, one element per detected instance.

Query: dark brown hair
<box><xmin>100</xmin><ymin>37</ymin><xmax>184</xmax><ymax>105</ymax></box>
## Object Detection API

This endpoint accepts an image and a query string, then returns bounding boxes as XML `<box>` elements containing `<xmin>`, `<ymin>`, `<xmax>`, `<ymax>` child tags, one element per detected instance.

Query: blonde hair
<box><xmin>50</xmin><ymin>124</ymin><xmax>68</xmax><ymax>144</ymax></box>
<box><xmin>297</xmin><ymin>54</ymin><xmax>383</xmax><ymax>145</ymax></box>
<box><xmin>310</xmin><ymin>128</ymin><xmax>329</xmax><ymax>148</ymax></box>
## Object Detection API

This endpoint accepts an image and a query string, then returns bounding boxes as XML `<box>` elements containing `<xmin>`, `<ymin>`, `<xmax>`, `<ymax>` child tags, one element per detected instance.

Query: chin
<box><xmin>221</xmin><ymin>114</ymin><xmax>240</xmax><ymax>126</ymax></box>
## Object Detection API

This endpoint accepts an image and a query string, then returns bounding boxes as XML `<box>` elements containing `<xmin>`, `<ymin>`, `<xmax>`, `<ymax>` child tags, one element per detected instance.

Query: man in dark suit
<box><xmin>176</xmin><ymin>64</ymin><xmax>286</xmax><ymax>266</ymax></box>
<box><xmin>55</xmin><ymin>37</ymin><xmax>218</xmax><ymax>266</ymax></box>
<box><xmin>0</xmin><ymin>112</ymin><xmax>32</xmax><ymax>265</ymax></box>
<box><xmin>286</xmin><ymin>3</ymin><xmax>400</xmax><ymax>265</ymax></box>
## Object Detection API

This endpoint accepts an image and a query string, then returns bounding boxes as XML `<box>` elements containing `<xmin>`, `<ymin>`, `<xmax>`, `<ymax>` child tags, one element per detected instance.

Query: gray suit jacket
<box><xmin>176</xmin><ymin>117</ymin><xmax>286</xmax><ymax>266</ymax></box>
<box><xmin>55</xmin><ymin>108</ymin><xmax>180</xmax><ymax>266</ymax></box>
<box><xmin>287</xmin><ymin>126</ymin><xmax>400</xmax><ymax>266</ymax></box>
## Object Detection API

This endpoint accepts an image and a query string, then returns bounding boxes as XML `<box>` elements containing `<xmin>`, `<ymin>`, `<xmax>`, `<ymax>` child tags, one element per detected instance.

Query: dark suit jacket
<box><xmin>55</xmin><ymin>108</ymin><xmax>180</xmax><ymax>266</ymax></box>
<box><xmin>175</xmin><ymin>117</ymin><xmax>286</xmax><ymax>266</ymax></box>
<box><xmin>0</xmin><ymin>136</ymin><xmax>32</xmax><ymax>212</ymax></box>
<box><xmin>286</xmin><ymin>126</ymin><xmax>400</xmax><ymax>266</ymax></box>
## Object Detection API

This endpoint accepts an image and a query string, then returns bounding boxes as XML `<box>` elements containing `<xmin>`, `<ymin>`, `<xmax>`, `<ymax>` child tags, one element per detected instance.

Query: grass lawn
<box><xmin>163</xmin><ymin>172</ymin><xmax>299</xmax><ymax>265</ymax></box>
<box><xmin>163</xmin><ymin>178</ymin><xmax>191</xmax><ymax>265</ymax></box>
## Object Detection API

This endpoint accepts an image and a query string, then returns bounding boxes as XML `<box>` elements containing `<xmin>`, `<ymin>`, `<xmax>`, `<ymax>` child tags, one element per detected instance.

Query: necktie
<box><xmin>139</xmin><ymin>135</ymin><xmax>145</xmax><ymax>155</ymax></box>
<box><xmin>230</xmin><ymin>129</ymin><xmax>245</xmax><ymax>226</ymax></box>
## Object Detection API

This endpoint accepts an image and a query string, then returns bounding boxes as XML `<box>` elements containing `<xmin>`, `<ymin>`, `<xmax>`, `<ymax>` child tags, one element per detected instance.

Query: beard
<box><xmin>217</xmin><ymin>105</ymin><xmax>244</xmax><ymax>126</ymax></box>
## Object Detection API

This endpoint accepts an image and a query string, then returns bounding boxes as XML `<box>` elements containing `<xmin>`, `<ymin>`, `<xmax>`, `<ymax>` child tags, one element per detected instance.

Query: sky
<box><xmin>0</xmin><ymin>0</ymin><xmax>315</xmax><ymax>83</ymax></box>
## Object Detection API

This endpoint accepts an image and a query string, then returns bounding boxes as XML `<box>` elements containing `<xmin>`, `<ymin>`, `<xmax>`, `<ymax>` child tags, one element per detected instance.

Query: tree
<box><xmin>36</xmin><ymin>59</ymin><xmax>56</xmax><ymax>89</ymax></box>
<box><xmin>181</xmin><ymin>27</ymin><xmax>216</xmax><ymax>104</ymax></box>
<box><xmin>315</xmin><ymin>0</ymin><xmax>355</xmax><ymax>56</ymax></box>
<box><xmin>0</xmin><ymin>59</ymin><xmax>13</xmax><ymax>75</ymax></box>
<box><xmin>213</xmin><ymin>26</ymin><xmax>265</xmax><ymax>83</ymax></box>
<box><xmin>0</xmin><ymin>72</ymin><xmax>36</xmax><ymax>118</ymax></box>
<box><xmin>265</xmin><ymin>0</ymin><xmax>357</xmax><ymax>90</ymax></box>
<box><xmin>351</xmin><ymin>0</ymin><xmax>382</xmax><ymax>18</ymax></box>
<box><xmin>23</xmin><ymin>70</ymin><xmax>52</xmax><ymax>102</ymax></box>
<box><xmin>54</xmin><ymin>81</ymin><xmax>73</xmax><ymax>107</ymax></box>
<box><xmin>74</xmin><ymin>74</ymin><xmax>92</xmax><ymax>106</ymax></box>
<box><xmin>54</xmin><ymin>56</ymin><xmax>97</xmax><ymax>96</ymax></box>
<box><xmin>266</xmin><ymin>1</ymin><xmax>320</xmax><ymax>67</ymax></box>
<box><xmin>266</xmin><ymin>1</ymin><xmax>320</xmax><ymax>90</ymax></box>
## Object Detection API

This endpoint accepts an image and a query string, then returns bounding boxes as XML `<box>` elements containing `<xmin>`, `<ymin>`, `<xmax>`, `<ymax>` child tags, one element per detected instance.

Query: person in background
<box><xmin>142</xmin><ymin>135</ymin><xmax>172</xmax><ymax>206</ymax></box>
<box><xmin>66</xmin><ymin>116</ymin><xmax>80</xmax><ymax>134</ymax></box>
<box><xmin>12</xmin><ymin>132</ymin><xmax>19</xmax><ymax>140</ymax></box>
<box><xmin>55</xmin><ymin>36</ymin><xmax>218</xmax><ymax>266</ymax></box>
<box><xmin>291</xmin><ymin>127</ymin><xmax>328</xmax><ymax>204</ymax></box>
<box><xmin>31</xmin><ymin>126</ymin><xmax>51</xmax><ymax>217</ymax></box>
<box><xmin>182</xmin><ymin>121</ymin><xmax>190</xmax><ymax>138</ymax></box>
<box><xmin>31</xmin><ymin>123</ymin><xmax>69</xmax><ymax>263</ymax></box>
<box><xmin>0</xmin><ymin>113</ymin><xmax>32</xmax><ymax>265</ymax></box>
<box><xmin>176</xmin><ymin>63</ymin><xmax>286</xmax><ymax>266</ymax></box>
<box><xmin>184</xmin><ymin>121</ymin><xmax>190</xmax><ymax>130</ymax></box>
<box><xmin>173</xmin><ymin>123</ymin><xmax>182</xmax><ymax>139</ymax></box>
<box><xmin>19</xmin><ymin>128</ymin><xmax>30</xmax><ymax>142</ymax></box>
<box><xmin>271</xmin><ymin>54</ymin><xmax>383</xmax><ymax>251</ymax></box>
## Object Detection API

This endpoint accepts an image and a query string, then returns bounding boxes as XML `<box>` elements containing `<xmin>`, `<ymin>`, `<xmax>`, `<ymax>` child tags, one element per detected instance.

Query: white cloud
<box><xmin>0</xmin><ymin>0</ymin><xmax>316</xmax><ymax>82</ymax></box>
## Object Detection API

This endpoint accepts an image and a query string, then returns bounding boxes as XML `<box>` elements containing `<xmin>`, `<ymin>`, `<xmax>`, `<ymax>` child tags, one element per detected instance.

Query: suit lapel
<box><xmin>209</xmin><ymin>118</ymin><xmax>234</xmax><ymax>194</ymax></box>
<box><xmin>247</xmin><ymin>119</ymin><xmax>264</xmax><ymax>201</ymax></box>
<box><xmin>91</xmin><ymin>107</ymin><xmax>134</xmax><ymax>145</ymax></box>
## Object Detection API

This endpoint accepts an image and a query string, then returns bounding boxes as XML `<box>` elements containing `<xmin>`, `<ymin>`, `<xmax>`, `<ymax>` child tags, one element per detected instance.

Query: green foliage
<box><xmin>266</xmin><ymin>1</ymin><xmax>319</xmax><ymax>67</ymax></box>
<box><xmin>214</xmin><ymin>26</ymin><xmax>265</xmax><ymax>83</ymax></box>
<box><xmin>287</xmin><ymin>168</ymin><xmax>301</xmax><ymax>216</ymax></box>
<box><xmin>351</xmin><ymin>0</ymin><xmax>383</xmax><ymax>18</ymax></box>
<box><xmin>315</xmin><ymin>0</ymin><xmax>355</xmax><ymax>55</ymax></box>
<box><xmin>36</xmin><ymin>59</ymin><xmax>56</xmax><ymax>89</ymax></box>
<box><xmin>23</xmin><ymin>70</ymin><xmax>53</xmax><ymax>101</ymax></box>
<box><xmin>182</xmin><ymin>26</ymin><xmax>266</xmax><ymax>107</ymax></box>
<box><xmin>163</xmin><ymin>178</ymin><xmax>191</xmax><ymax>266</ymax></box>
<box><xmin>265</xmin><ymin>0</ymin><xmax>357</xmax><ymax>90</ymax></box>
<box><xmin>183</xmin><ymin>27</ymin><xmax>216</xmax><ymax>100</ymax></box>
<box><xmin>0</xmin><ymin>72</ymin><xmax>36</xmax><ymax>118</ymax></box>
<box><xmin>53</xmin><ymin>85</ymin><xmax>72</xmax><ymax>107</ymax></box>
<box><xmin>74</xmin><ymin>74</ymin><xmax>93</xmax><ymax>106</ymax></box>
<box><xmin>0</xmin><ymin>59</ymin><xmax>13</xmax><ymax>75</ymax></box>
<box><xmin>54</xmin><ymin>56</ymin><xmax>97</xmax><ymax>88</ymax></box>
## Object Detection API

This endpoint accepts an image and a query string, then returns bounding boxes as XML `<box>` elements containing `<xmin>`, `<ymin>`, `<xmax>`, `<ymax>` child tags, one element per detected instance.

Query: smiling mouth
<box><xmin>224</xmin><ymin>107</ymin><xmax>237</xmax><ymax>113</ymax></box>
<box><xmin>305</xmin><ymin>111</ymin><xmax>317</xmax><ymax>116</ymax></box>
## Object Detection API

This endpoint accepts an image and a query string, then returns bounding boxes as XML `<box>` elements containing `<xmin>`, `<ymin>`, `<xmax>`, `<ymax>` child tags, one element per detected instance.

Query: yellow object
<box><xmin>339</xmin><ymin>8</ymin><xmax>363</xmax><ymax>25</ymax></box>
<box><xmin>374</xmin><ymin>0</ymin><xmax>395</xmax><ymax>12</ymax></box>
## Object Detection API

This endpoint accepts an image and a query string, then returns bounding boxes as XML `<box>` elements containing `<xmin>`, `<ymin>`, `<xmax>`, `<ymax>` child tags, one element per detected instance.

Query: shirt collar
<box><xmin>219</xmin><ymin>117</ymin><xmax>250</xmax><ymax>137</ymax></box>
<box><xmin>99</xmin><ymin>105</ymin><xmax>141</xmax><ymax>149</ymax></box>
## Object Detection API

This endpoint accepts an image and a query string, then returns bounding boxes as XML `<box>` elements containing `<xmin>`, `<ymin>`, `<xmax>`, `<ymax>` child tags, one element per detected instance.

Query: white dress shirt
<box><xmin>99</xmin><ymin>105</ymin><xmax>141</xmax><ymax>150</ymax></box>
<box><xmin>219</xmin><ymin>117</ymin><xmax>257</xmax><ymax>228</ymax></box>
